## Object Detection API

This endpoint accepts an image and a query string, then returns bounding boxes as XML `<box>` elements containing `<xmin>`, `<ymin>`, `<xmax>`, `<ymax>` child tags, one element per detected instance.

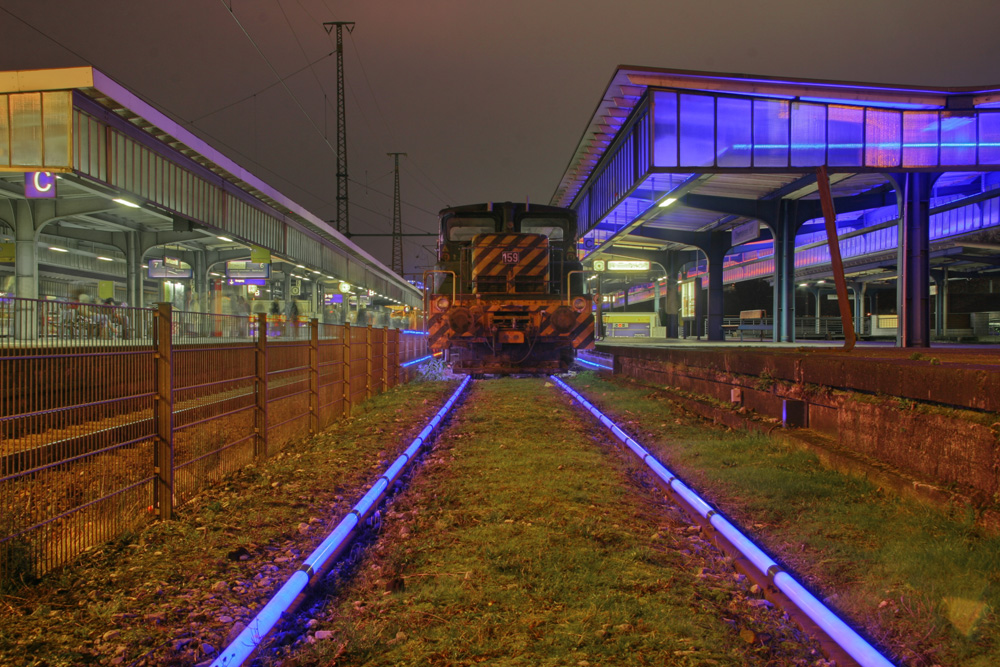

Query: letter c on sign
<box><xmin>25</xmin><ymin>171</ymin><xmax>56</xmax><ymax>198</ymax></box>
<box><xmin>33</xmin><ymin>172</ymin><xmax>53</xmax><ymax>193</ymax></box>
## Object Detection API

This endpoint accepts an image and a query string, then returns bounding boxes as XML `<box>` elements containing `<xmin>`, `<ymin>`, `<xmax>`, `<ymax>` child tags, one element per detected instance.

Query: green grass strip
<box><xmin>299</xmin><ymin>378</ymin><xmax>821</xmax><ymax>666</ymax></box>
<box><xmin>567</xmin><ymin>371</ymin><xmax>1000</xmax><ymax>667</ymax></box>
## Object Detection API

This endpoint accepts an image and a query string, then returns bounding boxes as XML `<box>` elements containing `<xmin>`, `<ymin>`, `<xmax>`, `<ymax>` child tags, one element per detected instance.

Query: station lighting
<box><xmin>217</xmin><ymin>236</ymin><xmax>233</xmax><ymax>242</ymax></box>
<box><xmin>296</xmin><ymin>264</ymin><xmax>305</xmax><ymax>269</ymax></box>
<box><xmin>658</xmin><ymin>197</ymin><xmax>678</xmax><ymax>208</ymax></box>
<box><xmin>97</xmin><ymin>256</ymin><xmax>114</xmax><ymax>262</ymax></box>
<box><xmin>49</xmin><ymin>246</ymin><xmax>68</xmax><ymax>252</ymax></box>
<box><xmin>210</xmin><ymin>272</ymin><xmax>221</xmax><ymax>277</ymax></box>
<box><xmin>112</xmin><ymin>198</ymin><xmax>140</xmax><ymax>208</ymax></box>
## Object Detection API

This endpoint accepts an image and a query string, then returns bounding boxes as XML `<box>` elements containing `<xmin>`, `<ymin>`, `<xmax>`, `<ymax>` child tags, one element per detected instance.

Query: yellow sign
<box><xmin>250</xmin><ymin>246</ymin><xmax>271</xmax><ymax>263</ymax></box>
<box><xmin>0</xmin><ymin>243</ymin><xmax>14</xmax><ymax>263</ymax></box>
<box><xmin>98</xmin><ymin>280</ymin><xmax>114</xmax><ymax>300</ymax></box>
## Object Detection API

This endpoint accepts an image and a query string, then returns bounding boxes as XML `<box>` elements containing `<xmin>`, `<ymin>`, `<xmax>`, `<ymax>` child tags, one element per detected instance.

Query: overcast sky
<box><xmin>2</xmin><ymin>0</ymin><xmax>1000</xmax><ymax>276</ymax></box>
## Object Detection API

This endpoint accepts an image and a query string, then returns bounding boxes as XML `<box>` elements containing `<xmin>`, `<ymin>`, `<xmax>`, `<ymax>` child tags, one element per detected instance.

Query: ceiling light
<box><xmin>217</xmin><ymin>236</ymin><xmax>233</xmax><ymax>242</ymax></box>
<box><xmin>296</xmin><ymin>264</ymin><xmax>305</xmax><ymax>269</ymax></box>
<box><xmin>112</xmin><ymin>198</ymin><xmax>141</xmax><ymax>208</ymax></box>
<box><xmin>97</xmin><ymin>256</ymin><xmax>114</xmax><ymax>262</ymax></box>
<box><xmin>658</xmin><ymin>197</ymin><xmax>678</xmax><ymax>208</ymax></box>
<box><xmin>210</xmin><ymin>272</ymin><xmax>221</xmax><ymax>277</ymax></box>
<box><xmin>49</xmin><ymin>246</ymin><xmax>68</xmax><ymax>252</ymax></box>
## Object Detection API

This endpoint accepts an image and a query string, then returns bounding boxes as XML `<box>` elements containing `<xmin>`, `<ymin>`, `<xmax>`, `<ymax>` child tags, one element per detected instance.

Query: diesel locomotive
<box><xmin>425</xmin><ymin>202</ymin><xmax>594</xmax><ymax>375</ymax></box>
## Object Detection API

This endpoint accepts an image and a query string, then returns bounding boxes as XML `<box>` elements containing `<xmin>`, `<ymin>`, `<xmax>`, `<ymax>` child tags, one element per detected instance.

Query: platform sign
<box><xmin>98</xmin><ymin>281</ymin><xmax>114</xmax><ymax>300</ymax></box>
<box><xmin>731</xmin><ymin>220</ymin><xmax>760</xmax><ymax>246</ymax></box>
<box><xmin>226</xmin><ymin>261</ymin><xmax>270</xmax><ymax>279</ymax></box>
<box><xmin>250</xmin><ymin>246</ymin><xmax>271</xmax><ymax>263</ymax></box>
<box><xmin>24</xmin><ymin>172</ymin><xmax>56</xmax><ymax>199</ymax></box>
<box><xmin>148</xmin><ymin>258</ymin><xmax>192</xmax><ymax>279</ymax></box>
<box><xmin>592</xmin><ymin>259</ymin><xmax>606</xmax><ymax>272</ymax></box>
<box><xmin>0</xmin><ymin>243</ymin><xmax>14</xmax><ymax>263</ymax></box>
<box><xmin>608</xmin><ymin>260</ymin><xmax>650</xmax><ymax>272</ymax></box>
<box><xmin>228</xmin><ymin>278</ymin><xmax>267</xmax><ymax>286</ymax></box>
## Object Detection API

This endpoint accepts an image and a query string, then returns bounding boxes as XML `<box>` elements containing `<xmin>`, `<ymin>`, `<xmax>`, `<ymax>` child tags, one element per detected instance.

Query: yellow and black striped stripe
<box><xmin>472</xmin><ymin>234</ymin><xmax>549</xmax><ymax>281</ymax></box>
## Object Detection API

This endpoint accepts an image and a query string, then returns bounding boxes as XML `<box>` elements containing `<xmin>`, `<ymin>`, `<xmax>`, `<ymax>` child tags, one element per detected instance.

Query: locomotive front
<box><xmin>426</xmin><ymin>203</ymin><xmax>594</xmax><ymax>375</ymax></box>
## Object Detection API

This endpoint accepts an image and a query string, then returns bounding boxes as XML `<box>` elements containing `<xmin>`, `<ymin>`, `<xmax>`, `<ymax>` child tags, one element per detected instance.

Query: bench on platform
<box><xmin>737</xmin><ymin>309</ymin><xmax>772</xmax><ymax>341</ymax></box>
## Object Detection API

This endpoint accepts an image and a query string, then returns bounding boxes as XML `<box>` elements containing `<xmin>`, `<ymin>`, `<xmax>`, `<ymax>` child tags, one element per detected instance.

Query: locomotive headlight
<box><xmin>572</xmin><ymin>296</ymin><xmax>588</xmax><ymax>312</ymax></box>
<box><xmin>435</xmin><ymin>296</ymin><xmax>451</xmax><ymax>311</ymax></box>
<box><xmin>550</xmin><ymin>305</ymin><xmax>576</xmax><ymax>333</ymax></box>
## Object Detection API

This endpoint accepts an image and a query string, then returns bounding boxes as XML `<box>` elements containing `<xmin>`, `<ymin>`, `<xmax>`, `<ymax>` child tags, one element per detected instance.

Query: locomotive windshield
<box><xmin>517</xmin><ymin>215</ymin><xmax>570</xmax><ymax>241</ymax></box>
<box><xmin>447</xmin><ymin>216</ymin><xmax>498</xmax><ymax>241</ymax></box>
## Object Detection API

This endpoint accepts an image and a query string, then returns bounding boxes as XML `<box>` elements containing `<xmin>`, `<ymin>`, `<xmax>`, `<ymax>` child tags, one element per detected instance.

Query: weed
<box><xmin>755</xmin><ymin>368</ymin><xmax>775</xmax><ymax>391</ymax></box>
<box><xmin>0</xmin><ymin>536</ymin><xmax>36</xmax><ymax>592</ymax></box>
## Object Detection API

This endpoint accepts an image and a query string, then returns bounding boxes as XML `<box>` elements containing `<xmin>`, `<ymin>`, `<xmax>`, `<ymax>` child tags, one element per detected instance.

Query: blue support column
<box><xmin>897</xmin><ymin>172</ymin><xmax>933</xmax><ymax>348</ymax></box>
<box><xmin>665</xmin><ymin>253</ymin><xmax>679</xmax><ymax>338</ymax></box>
<box><xmin>706</xmin><ymin>233</ymin><xmax>727</xmax><ymax>341</ymax></box>
<box><xmin>774</xmin><ymin>204</ymin><xmax>797</xmax><ymax>342</ymax></box>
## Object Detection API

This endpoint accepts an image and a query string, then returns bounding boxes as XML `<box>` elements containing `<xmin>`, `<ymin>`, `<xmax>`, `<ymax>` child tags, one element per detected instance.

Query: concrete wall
<box><xmin>611</xmin><ymin>348</ymin><xmax>1000</xmax><ymax>503</ymax></box>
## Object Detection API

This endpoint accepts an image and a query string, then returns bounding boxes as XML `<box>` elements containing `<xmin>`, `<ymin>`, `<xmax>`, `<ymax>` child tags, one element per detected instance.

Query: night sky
<box><xmin>2</xmin><ymin>0</ymin><xmax>999</xmax><ymax>277</ymax></box>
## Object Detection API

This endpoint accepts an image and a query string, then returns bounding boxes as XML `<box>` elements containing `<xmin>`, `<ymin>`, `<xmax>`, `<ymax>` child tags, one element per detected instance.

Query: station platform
<box><xmin>586</xmin><ymin>336</ymin><xmax>1000</xmax><ymax>528</ymax></box>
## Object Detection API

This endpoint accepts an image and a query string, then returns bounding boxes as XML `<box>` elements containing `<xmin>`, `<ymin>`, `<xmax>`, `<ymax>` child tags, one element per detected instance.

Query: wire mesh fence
<box><xmin>0</xmin><ymin>298</ymin><xmax>424</xmax><ymax>588</ymax></box>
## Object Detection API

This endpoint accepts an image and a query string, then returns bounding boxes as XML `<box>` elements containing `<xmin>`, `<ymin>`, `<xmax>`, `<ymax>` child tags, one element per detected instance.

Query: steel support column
<box><xmin>896</xmin><ymin>172</ymin><xmax>933</xmax><ymax>348</ymax></box>
<box><xmin>665</xmin><ymin>253</ymin><xmax>679</xmax><ymax>338</ymax></box>
<box><xmin>706</xmin><ymin>233</ymin><xmax>727</xmax><ymax>341</ymax></box>
<box><xmin>773</xmin><ymin>204</ymin><xmax>797</xmax><ymax>342</ymax></box>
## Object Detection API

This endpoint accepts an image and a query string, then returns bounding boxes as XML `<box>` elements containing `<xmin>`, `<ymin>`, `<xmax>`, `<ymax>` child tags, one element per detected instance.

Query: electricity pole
<box><xmin>322</xmin><ymin>21</ymin><xmax>354</xmax><ymax>236</ymax></box>
<box><xmin>387</xmin><ymin>152</ymin><xmax>407</xmax><ymax>276</ymax></box>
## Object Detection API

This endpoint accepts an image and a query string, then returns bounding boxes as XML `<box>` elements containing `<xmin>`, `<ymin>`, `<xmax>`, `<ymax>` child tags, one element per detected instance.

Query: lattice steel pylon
<box><xmin>323</xmin><ymin>21</ymin><xmax>354</xmax><ymax>236</ymax></box>
<box><xmin>387</xmin><ymin>152</ymin><xmax>407</xmax><ymax>276</ymax></box>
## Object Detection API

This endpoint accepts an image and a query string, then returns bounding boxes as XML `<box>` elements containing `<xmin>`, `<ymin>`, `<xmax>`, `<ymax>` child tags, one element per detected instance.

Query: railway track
<box><xmin>212</xmin><ymin>378</ymin><xmax>892</xmax><ymax>667</ymax></box>
<box><xmin>2</xmin><ymin>373</ymin><xmax>927</xmax><ymax>666</ymax></box>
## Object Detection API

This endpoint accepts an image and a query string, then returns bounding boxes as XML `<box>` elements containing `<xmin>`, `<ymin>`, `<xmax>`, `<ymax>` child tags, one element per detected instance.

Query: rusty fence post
<box><xmin>381</xmin><ymin>328</ymin><xmax>389</xmax><ymax>393</ymax></box>
<box><xmin>392</xmin><ymin>328</ymin><xmax>401</xmax><ymax>387</ymax></box>
<box><xmin>365</xmin><ymin>324</ymin><xmax>373</xmax><ymax>399</ymax></box>
<box><xmin>309</xmin><ymin>318</ymin><xmax>319</xmax><ymax>433</ymax></box>
<box><xmin>342</xmin><ymin>322</ymin><xmax>352</xmax><ymax>418</ymax></box>
<box><xmin>255</xmin><ymin>312</ymin><xmax>269</xmax><ymax>460</ymax></box>
<box><xmin>153</xmin><ymin>302</ymin><xmax>174</xmax><ymax>521</ymax></box>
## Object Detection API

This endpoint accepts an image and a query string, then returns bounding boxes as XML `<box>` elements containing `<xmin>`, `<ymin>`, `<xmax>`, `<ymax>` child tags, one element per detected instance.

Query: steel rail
<box><xmin>551</xmin><ymin>375</ymin><xmax>895</xmax><ymax>667</ymax></box>
<box><xmin>210</xmin><ymin>375</ymin><xmax>471</xmax><ymax>667</ymax></box>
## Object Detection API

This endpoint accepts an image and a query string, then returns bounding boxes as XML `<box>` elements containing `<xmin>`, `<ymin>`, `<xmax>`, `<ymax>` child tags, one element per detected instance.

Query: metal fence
<box><xmin>0</xmin><ymin>298</ymin><xmax>427</xmax><ymax>587</ymax></box>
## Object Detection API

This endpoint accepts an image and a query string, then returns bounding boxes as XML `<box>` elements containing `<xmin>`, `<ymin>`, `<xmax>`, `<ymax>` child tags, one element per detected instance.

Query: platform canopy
<box><xmin>0</xmin><ymin>67</ymin><xmax>419</xmax><ymax>305</ymax></box>
<box><xmin>552</xmin><ymin>66</ymin><xmax>1000</xmax><ymax>285</ymax></box>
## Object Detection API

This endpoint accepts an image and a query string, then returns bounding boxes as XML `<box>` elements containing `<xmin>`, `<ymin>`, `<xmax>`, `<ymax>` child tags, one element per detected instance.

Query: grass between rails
<box><xmin>566</xmin><ymin>371</ymin><xmax>1000</xmax><ymax>667</ymax></box>
<box><xmin>292</xmin><ymin>377</ymin><xmax>824</xmax><ymax>667</ymax></box>
<box><xmin>0</xmin><ymin>378</ymin><xmax>458</xmax><ymax>667</ymax></box>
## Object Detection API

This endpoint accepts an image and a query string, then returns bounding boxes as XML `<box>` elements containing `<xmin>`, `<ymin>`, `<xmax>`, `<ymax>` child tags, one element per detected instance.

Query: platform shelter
<box><xmin>553</xmin><ymin>66</ymin><xmax>1000</xmax><ymax>346</ymax></box>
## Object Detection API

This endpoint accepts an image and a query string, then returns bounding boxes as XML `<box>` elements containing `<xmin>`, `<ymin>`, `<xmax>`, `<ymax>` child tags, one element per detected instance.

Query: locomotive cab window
<box><xmin>447</xmin><ymin>216</ymin><xmax>498</xmax><ymax>242</ymax></box>
<box><xmin>518</xmin><ymin>217</ymin><xmax>568</xmax><ymax>240</ymax></box>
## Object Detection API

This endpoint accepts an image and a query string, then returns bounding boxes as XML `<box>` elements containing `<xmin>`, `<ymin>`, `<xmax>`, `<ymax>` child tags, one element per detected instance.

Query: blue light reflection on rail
<box><xmin>576</xmin><ymin>357</ymin><xmax>612</xmax><ymax>371</ymax></box>
<box><xmin>211</xmin><ymin>376</ymin><xmax>471</xmax><ymax>667</ymax></box>
<box><xmin>401</xmin><ymin>354</ymin><xmax>433</xmax><ymax>367</ymax></box>
<box><xmin>550</xmin><ymin>375</ymin><xmax>895</xmax><ymax>667</ymax></box>
<box><xmin>401</xmin><ymin>330</ymin><xmax>428</xmax><ymax>335</ymax></box>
